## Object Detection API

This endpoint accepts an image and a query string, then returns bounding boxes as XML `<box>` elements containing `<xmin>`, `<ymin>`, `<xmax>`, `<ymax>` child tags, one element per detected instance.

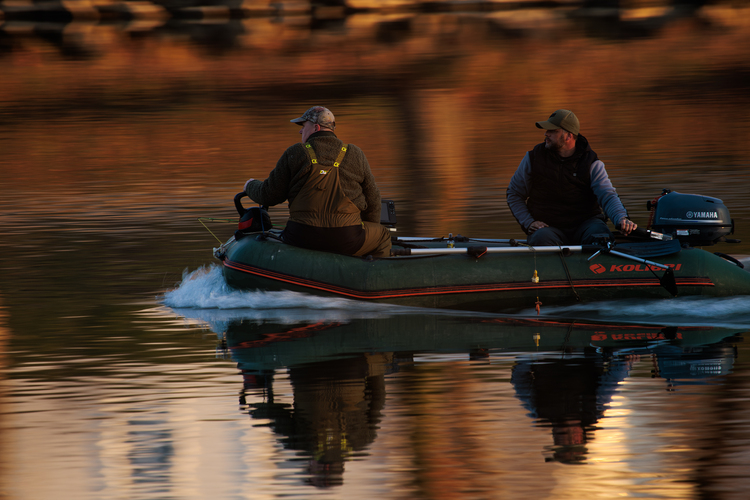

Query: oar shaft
<box><xmin>607</xmin><ymin>249</ymin><xmax>670</xmax><ymax>270</ymax></box>
<box><xmin>393</xmin><ymin>245</ymin><xmax>583</xmax><ymax>256</ymax></box>
<box><xmin>395</xmin><ymin>237</ymin><xmax>527</xmax><ymax>244</ymax></box>
<box><xmin>390</xmin><ymin>243</ymin><xmax>677</xmax><ymax>294</ymax></box>
<box><xmin>392</xmin><ymin>245</ymin><xmax>671</xmax><ymax>270</ymax></box>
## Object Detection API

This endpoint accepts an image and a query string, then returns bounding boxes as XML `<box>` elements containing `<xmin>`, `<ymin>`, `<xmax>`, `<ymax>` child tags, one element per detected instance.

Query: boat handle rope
<box><xmin>558</xmin><ymin>252</ymin><xmax>581</xmax><ymax>302</ymax></box>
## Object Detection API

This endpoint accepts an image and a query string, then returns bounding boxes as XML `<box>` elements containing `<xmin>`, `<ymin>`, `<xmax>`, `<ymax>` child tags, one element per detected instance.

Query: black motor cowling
<box><xmin>238</xmin><ymin>206</ymin><xmax>272</xmax><ymax>233</ymax></box>
<box><xmin>234</xmin><ymin>192</ymin><xmax>271</xmax><ymax>237</ymax></box>
<box><xmin>649</xmin><ymin>190</ymin><xmax>734</xmax><ymax>246</ymax></box>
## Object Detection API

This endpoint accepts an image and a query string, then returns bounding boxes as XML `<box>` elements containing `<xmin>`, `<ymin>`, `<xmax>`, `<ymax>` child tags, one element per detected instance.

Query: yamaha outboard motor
<box><xmin>648</xmin><ymin>190</ymin><xmax>735</xmax><ymax>246</ymax></box>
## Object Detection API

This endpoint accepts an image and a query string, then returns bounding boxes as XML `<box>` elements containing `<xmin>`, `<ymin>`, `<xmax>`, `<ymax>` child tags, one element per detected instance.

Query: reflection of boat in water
<box><xmin>214</xmin><ymin>191</ymin><xmax>750</xmax><ymax>313</ymax></box>
<box><xmin>213</xmin><ymin>312</ymin><xmax>744</xmax><ymax>478</ymax></box>
<box><xmin>224</xmin><ymin>313</ymin><xmax>742</xmax><ymax>372</ymax></box>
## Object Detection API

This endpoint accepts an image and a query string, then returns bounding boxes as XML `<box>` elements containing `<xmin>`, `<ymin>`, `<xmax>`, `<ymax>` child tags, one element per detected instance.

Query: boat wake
<box><xmin>161</xmin><ymin>264</ymin><xmax>405</xmax><ymax>321</ymax></box>
<box><xmin>162</xmin><ymin>264</ymin><xmax>750</xmax><ymax>330</ymax></box>
<box><xmin>526</xmin><ymin>295</ymin><xmax>750</xmax><ymax>329</ymax></box>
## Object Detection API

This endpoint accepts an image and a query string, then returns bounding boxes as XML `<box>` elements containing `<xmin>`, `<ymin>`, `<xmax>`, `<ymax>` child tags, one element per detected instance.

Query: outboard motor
<box><xmin>234</xmin><ymin>192</ymin><xmax>271</xmax><ymax>239</ymax></box>
<box><xmin>648</xmin><ymin>190</ymin><xmax>735</xmax><ymax>246</ymax></box>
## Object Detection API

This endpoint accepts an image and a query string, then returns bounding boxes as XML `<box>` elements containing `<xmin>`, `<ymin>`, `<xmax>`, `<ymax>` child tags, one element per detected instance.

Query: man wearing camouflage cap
<box><xmin>506</xmin><ymin>109</ymin><xmax>636</xmax><ymax>245</ymax></box>
<box><xmin>243</xmin><ymin>106</ymin><xmax>391</xmax><ymax>257</ymax></box>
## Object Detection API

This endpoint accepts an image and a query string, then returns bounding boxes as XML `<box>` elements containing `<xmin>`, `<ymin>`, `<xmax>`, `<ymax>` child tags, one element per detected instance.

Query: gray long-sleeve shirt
<box><xmin>506</xmin><ymin>152</ymin><xmax>628</xmax><ymax>233</ymax></box>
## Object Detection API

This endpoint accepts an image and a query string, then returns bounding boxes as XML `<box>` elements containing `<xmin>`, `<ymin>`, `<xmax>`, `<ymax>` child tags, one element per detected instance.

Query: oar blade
<box><xmin>659</xmin><ymin>268</ymin><xmax>678</xmax><ymax>296</ymax></box>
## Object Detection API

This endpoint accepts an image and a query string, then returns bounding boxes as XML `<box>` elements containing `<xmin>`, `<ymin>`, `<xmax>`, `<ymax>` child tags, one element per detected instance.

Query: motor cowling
<box><xmin>238</xmin><ymin>206</ymin><xmax>272</xmax><ymax>233</ymax></box>
<box><xmin>234</xmin><ymin>192</ymin><xmax>272</xmax><ymax>238</ymax></box>
<box><xmin>649</xmin><ymin>190</ymin><xmax>734</xmax><ymax>246</ymax></box>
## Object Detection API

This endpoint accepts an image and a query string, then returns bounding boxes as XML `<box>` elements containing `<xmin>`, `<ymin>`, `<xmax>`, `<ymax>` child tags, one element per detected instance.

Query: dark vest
<box><xmin>526</xmin><ymin>135</ymin><xmax>603</xmax><ymax>231</ymax></box>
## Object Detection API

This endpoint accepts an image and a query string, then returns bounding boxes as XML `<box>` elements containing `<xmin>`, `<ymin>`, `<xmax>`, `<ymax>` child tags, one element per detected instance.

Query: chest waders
<box><xmin>289</xmin><ymin>142</ymin><xmax>363</xmax><ymax>228</ymax></box>
<box><xmin>282</xmin><ymin>142</ymin><xmax>367</xmax><ymax>255</ymax></box>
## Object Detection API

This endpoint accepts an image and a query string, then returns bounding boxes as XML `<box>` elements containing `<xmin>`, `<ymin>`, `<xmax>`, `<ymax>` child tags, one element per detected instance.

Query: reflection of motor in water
<box><xmin>649</xmin><ymin>342</ymin><xmax>738</xmax><ymax>392</ymax></box>
<box><xmin>239</xmin><ymin>353</ymin><xmax>393</xmax><ymax>488</ymax></box>
<box><xmin>511</xmin><ymin>339</ymin><xmax>739</xmax><ymax>464</ymax></box>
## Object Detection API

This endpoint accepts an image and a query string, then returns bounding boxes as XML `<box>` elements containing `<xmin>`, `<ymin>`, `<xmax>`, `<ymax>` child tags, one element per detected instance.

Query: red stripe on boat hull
<box><xmin>223</xmin><ymin>259</ymin><xmax>714</xmax><ymax>300</ymax></box>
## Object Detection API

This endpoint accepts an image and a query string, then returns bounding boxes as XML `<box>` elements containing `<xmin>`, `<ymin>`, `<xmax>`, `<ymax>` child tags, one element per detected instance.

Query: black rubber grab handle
<box><xmin>234</xmin><ymin>192</ymin><xmax>248</xmax><ymax>217</ymax></box>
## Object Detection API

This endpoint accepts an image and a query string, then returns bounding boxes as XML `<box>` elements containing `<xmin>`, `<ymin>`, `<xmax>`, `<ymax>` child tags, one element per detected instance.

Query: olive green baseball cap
<box><xmin>535</xmin><ymin>109</ymin><xmax>580</xmax><ymax>135</ymax></box>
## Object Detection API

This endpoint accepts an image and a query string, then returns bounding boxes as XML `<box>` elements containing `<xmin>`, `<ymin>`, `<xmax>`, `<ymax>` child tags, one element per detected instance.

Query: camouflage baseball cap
<box><xmin>535</xmin><ymin>109</ymin><xmax>580</xmax><ymax>135</ymax></box>
<box><xmin>290</xmin><ymin>106</ymin><xmax>336</xmax><ymax>130</ymax></box>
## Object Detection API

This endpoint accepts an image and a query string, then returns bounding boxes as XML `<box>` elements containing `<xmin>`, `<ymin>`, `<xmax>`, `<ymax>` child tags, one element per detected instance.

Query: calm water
<box><xmin>2</xmin><ymin>2</ymin><xmax>750</xmax><ymax>499</ymax></box>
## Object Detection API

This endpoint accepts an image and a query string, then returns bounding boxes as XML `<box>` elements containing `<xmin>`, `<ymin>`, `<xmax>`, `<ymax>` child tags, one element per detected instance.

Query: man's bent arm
<box><xmin>590</xmin><ymin>160</ymin><xmax>628</xmax><ymax>226</ymax></box>
<box><xmin>506</xmin><ymin>152</ymin><xmax>535</xmax><ymax>232</ymax></box>
<box><xmin>245</xmin><ymin>149</ymin><xmax>296</xmax><ymax>207</ymax></box>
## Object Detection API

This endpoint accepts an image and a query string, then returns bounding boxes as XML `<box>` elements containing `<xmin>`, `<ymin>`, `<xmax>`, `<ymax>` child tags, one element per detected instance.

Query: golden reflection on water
<box><xmin>2</xmin><ymin>5</ymin><xmax>750</xmax><ymax>239</ymax></box>
<box><xmin>0</xmin><ymin>310</ymin><xmax>748</xmax><ymax>499</ymax></box>
<box><xmin>3</xmin><ymin>2</ymin><xmax>750</xmax><ymax>499</ymax></box>
<box><xmin>0</xmin><ymin>298</ymin><xmax>10</xmax><ymax>497</ymax></box>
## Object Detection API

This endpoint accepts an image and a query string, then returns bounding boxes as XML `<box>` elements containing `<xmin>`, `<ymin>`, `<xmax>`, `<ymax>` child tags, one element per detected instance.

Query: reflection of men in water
<box><xmin>511</xmin><ymin>350</ymin><xmax>636</xmax><ymax>463</ymax></box>
<box><xmin>506</xmin><ymin>109</ymin><xmax>636</xmax><ymax>245</ymax></box>
<box><xmin>246</xmin><ymin>353</ymin><xmax>389</xmax><ymax>487</ymax></box>
<box><xmin>242</xmin><ymin>106</ymin><xmax>391</xmax><ymax>257</ymax></box>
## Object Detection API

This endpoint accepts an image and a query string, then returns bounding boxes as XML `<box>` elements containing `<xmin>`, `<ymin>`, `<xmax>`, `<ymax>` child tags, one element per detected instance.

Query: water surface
<box><xmin>2</xmin><ymin>3</ymin><xmax>750</xmax><ymax>499</ymax></box>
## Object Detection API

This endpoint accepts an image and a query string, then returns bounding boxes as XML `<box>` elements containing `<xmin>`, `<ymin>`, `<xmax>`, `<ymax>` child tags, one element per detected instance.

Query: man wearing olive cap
<box><xmin>506</xmin><ymin>109</ymin><xmax>636</xmax><ymax>245</ymax></box>
<box><xmin>243</xmin><ymin>106</ymin><xmax>391</xmax><ymax>257</ymax></box>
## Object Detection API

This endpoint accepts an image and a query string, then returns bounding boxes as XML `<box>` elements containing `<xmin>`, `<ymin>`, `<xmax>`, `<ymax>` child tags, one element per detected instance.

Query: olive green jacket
<box><xmin>245</xmin><ymin>131</ymin><xmax>382</xmax><ymax>224</ymax></box>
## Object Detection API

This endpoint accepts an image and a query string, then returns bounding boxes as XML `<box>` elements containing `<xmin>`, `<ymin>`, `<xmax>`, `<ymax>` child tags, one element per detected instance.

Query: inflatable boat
<box><xmin>212</xmin><ymin>190</ymin><xmax>750</xmax><ymax>313</ymax></box>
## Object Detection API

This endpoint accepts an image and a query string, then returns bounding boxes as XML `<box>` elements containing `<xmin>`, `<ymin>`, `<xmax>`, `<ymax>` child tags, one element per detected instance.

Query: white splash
<box><xmin>161</xmin><ymin>264</ymin><xmax>405</xmax><ymax>326</ymax></box>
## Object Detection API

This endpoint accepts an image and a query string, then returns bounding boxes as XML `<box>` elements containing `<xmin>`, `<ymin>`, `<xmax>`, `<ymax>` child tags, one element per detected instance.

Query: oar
<box><xmin>587</xmin><ymin>247</ymin><xmax>670</xmax><ymax>270</ymax></box>
<box><xmin>391</xmin><ymin>241</ymin><xmax>679</xmax><ymax>295</ymax></box>
<box><xmin>589</xmin><ymin>229</ymin><xmax>678</xmax><ymax>295</ymax></box>
<box><xmin>390</xmin><ymin>245</ymin><xmax>583</xmax><ymax>257</ymax></box>
<box><xmin>602</xmin><ymin>249</ymin><xmax>677</xmax><ymax>295</ymax></box>
<box><xmin>394</xmin><ymin>245</ymin><xmax>669</xmax><ymax>269</ymax></box>
<box><xmin>395</xmin><ymin>236</ymin><xmax>527</xmax><ymax>244</ymax></box>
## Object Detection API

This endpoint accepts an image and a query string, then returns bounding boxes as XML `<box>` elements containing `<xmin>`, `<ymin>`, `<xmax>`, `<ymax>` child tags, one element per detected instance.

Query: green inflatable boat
<box><xmin>212</xmin><ymin>191</ymin><xmax>750</xmax><ymax>313</ymax></box>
